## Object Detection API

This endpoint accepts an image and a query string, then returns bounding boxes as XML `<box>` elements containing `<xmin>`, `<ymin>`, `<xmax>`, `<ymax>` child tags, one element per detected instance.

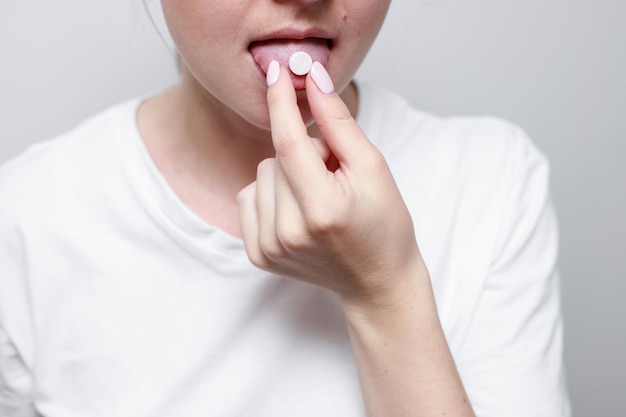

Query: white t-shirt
<box><xmin>0</xmin><ymin>83</ymin><xmax>571</xmax><ymax>417</ymax></box>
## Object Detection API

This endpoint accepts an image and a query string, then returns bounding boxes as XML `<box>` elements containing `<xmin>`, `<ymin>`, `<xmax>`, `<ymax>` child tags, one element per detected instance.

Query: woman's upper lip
<box><xmin>250</xmin><ymin>27</ymin><xmax>334</xmax><ymax>45</ymax></box>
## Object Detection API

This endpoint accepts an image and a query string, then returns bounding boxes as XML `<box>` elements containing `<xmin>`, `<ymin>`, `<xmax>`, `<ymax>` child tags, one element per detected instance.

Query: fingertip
<box><xmin>266</xmin><ymin>60</ymin><xmax>280</xmax><ymax>87</ymax></box>
<box><xmin>310</xmin><ymin>61</ymin><xmax>334</xmax><ymax>95</ymax></box>
<box><xmin>267</xmin><ymin>65</ymin><xmax>297</xmax><ymax>105</ymax></box>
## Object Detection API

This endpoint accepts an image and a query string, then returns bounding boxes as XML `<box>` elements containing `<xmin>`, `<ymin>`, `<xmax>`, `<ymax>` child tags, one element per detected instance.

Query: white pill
<box><xmin>288</xmin><ymin>51</ymin><xmax>313</xmax><ymax>76</ymax></box>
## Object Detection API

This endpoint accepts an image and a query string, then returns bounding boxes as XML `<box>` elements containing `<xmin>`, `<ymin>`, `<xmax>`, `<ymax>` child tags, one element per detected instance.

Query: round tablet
<box><xmin>288</xmin><ymin>51</ymin><xmax>313</xmax><ymax>76</ymax></box>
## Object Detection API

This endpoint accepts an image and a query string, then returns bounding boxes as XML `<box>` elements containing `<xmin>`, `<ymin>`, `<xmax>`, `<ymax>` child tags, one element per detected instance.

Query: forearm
<box><xmin>341</xmin><ymin>266</ymin><xmax>475</xmax><ymax>417</ymax></box>
<box><xmin>244</xmin><ymin>63</ymin><xmax>474</xmax><ymax>414</ymax></box>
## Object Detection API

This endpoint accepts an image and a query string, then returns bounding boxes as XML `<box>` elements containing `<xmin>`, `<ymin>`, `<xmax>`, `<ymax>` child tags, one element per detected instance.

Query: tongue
<box><xmin>250</xmin><ymin>38</ymin><xmax>330</xmax><ymax>75</ymax></box>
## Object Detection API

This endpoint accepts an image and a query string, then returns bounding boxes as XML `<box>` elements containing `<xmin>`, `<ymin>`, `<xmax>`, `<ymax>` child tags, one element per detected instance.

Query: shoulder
<box><xmin>358</xmin><ymin>81</ymin><xmax>543</xmax><ymax>161</ymax></box>
<box><xmin>357</xmin><ymin>82</ymin><xmax>548</xmax><ymax>194</ymax></box>
<box><xmin>0</xmin><ymin>99</ymin><xmax>140</xmax><ymax>224</ymax></box>
<box><xmin>0</xmin><ymin>99</ymin><xmax>139</xmax><ymax>183</ymax></box>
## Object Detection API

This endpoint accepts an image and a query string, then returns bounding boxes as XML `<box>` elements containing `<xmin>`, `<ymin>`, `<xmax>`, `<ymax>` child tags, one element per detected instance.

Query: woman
<box><xmin>0</xmin><ymin>1</ymin><xmax>571</xmax><ymax>416</ymax></box>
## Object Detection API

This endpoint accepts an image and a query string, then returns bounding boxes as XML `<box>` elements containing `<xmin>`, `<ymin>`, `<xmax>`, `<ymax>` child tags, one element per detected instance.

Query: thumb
<box><xmin>305</xmin><ymin>62</ymin><xmax>378</xmax><ymax>169</ymax></box>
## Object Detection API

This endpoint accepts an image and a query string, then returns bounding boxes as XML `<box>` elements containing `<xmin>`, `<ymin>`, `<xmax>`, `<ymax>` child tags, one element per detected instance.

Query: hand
<box><xmin>239</xmin><ymin>65</ymin><xmax>474</xmax><ymax>417</ymax></box>
<box><xmin>237</xmin><ymin>62</ymin><xmax>425</xmax><ymax>309</ymax></box>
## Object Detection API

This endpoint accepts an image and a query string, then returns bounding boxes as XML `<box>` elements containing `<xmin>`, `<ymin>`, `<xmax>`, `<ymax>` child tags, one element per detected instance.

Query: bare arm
<box><xmin>238</xmin><ymin>62</ymin><xmax>474</xmax><ymax>416</ymax></box>
<box><xmin>341</xmin><ymin>264</ymin><xmax>474</xmax><ymax>417</ymax></box>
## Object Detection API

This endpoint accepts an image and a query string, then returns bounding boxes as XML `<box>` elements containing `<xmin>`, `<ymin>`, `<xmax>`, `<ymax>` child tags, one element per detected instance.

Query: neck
<box><xmin>136</xmin><ymin>71</ymin><xmax>359</xmax><ymax>235</ymax></box>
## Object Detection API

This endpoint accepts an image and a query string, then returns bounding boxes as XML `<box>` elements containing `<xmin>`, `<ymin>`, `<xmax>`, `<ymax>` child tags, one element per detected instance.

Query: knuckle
<box><xmin>245</xmin><ymin>246</ymin><xmax>271</xmax><ymax>270</ymax></box>
<box><xmin>259</xmin><ymin>234</ymin><xmax>286</xmax><ymax>261</ymax></box>
<box><xmin>302</xmin><ymin>195</ymin><xmax>358</xmax><ymax>238</ymax></box>
<box><xmin>305</xmin><ymin>210</ymin><xmax>343</xmax><ymax>237</ymax></box>
<box><xmin>272</xmin><ymin>132</ymin><xmax>299</xmax><ymax>157</ymax></box>
<box><xmin>316</xmin><ymin>111</ymin><xmax>354</xmax><ymax>132</ymax></box>
<box><xmin>236</xmin><ymin>182</ymin><xmax>256</xmax><ymax>206</ymax></box>
<box><xmin>256</xmin><ymin>157</ymin><xmax>276</xmax><ymax>176</ymax></box>
<box><xmin>325</xmin><ymin>100</ymin><xmax>354</xmax><ymax>122</ymax></box>
<box><xmin>331</xmin><ymin>108</ymin><xmax>354</xmax><ymax>123</ymax></box>
<box><xmin>276</xmin><ymin>224</ymin><xmax>311</xmax><ymax>252</ymax></box>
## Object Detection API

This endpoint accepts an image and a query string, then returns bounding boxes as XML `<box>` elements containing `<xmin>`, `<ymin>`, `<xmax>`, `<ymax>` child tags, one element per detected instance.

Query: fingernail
<box><xmin>310</xmin><ymin>62</ymin><xmax>334</xmax><ymax>94</ymax></box>
<box><xmin>266</xmin><ymin>60</ymin><xmax>280</xmax><ymax>87</ymax></box>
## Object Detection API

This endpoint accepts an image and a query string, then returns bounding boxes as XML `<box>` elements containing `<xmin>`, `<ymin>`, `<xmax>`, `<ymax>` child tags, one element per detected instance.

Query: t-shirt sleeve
<box><xmin>0</xmin><ymin>327</ymin><xmax>37</xmax><ymax>417</ymax></box>
<box><xmin>0</xmin><ymin>175</ymin><xmax>38</xmax><ymax>417</ymax></box>
<box><xmin>456</xmin><ymin>127</ymin><xmax>571</xmax><ymax>417</ymax></box>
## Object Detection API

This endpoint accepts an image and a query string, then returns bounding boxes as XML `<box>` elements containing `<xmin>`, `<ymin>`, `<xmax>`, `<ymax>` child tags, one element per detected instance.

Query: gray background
<box><xmin>1</xmin><ymin>1</ymin><xmax>624</xmax><ymax>415</ymax></box>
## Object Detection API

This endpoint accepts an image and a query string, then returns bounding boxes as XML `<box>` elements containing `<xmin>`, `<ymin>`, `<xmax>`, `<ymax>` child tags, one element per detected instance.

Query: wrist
<box><xmin>338</xmin><ymin>258</ymin><xmax>438</xmax><ymax>330</ymax></box>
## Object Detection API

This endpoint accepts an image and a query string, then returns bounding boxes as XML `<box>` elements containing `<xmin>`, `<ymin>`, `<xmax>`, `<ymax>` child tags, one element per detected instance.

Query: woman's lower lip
<box><xmin>290</xmin><ymin>74</ymin><xmax>307</xmax><ymax>90</ymax></box>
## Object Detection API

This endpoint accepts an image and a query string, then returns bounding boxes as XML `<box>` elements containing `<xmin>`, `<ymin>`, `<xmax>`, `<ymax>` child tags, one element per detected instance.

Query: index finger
<box><xmin>266</xmin><ymin>62</ymin><xmax>329</xmax><ymax>199</ymax></box>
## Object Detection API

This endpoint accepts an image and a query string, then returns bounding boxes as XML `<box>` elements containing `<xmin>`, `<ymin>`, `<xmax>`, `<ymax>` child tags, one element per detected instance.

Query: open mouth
<box><xmin>249</xmin><ymin>38</ymin><xmax>332</xmax><ymax>88</ymax></box>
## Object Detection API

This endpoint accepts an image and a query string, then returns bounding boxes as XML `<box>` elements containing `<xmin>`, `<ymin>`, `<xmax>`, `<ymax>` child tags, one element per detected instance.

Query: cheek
<box><xmin>163</xmin><ymin>2</ymin><xmax>269</xmax><ymax>124</ymax></box>
<box><xmin>354</xmin><ymin>1</ymin><xmax>390</xmax><ymax>43</ymax></box>
<box><xmin>162</xmin><ymin>0</ymin><xmax>239</xmax><ymax>56</ymax></box>
<box><xmin>331</xmin><ymin>1</ymin><xmax>390</xmax><ymax>86</ymax></box>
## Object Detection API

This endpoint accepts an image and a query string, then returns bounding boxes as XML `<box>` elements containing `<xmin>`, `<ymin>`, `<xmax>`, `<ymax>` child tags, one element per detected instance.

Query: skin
<box><xmin>138</xmin><ymin>0</ymin><xmax>476</xmax><ymax>415</ymax></box>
